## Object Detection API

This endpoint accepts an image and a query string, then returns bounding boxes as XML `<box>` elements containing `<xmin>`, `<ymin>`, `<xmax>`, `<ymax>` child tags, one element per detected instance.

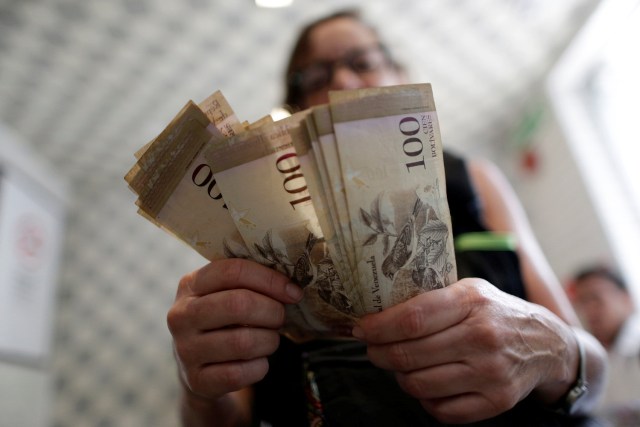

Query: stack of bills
<box><xmin>125</xmin><ymin>84</ymin><xmax>457</xmax><ymax>342</ymax></box>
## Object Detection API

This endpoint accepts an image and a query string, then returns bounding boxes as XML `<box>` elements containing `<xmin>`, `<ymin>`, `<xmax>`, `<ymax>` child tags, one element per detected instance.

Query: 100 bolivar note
<box><xmin>126</xmin><ymin>84</ymin><xmax>457</xmax><ymax>342</ymax></box>
<box><xmin>205</xmin><ymin>116</ymin><xmax>359</xmax><ymax>342</ymax></box>
<box><xmin>127</xmin><ymin>101</ymin><xmax>250</xmax><ymax>261</ymax></box>
<box><xmin>329</xmin><ymin>84</ymin><xmax>457</xmax><ymax>312</ymax></box>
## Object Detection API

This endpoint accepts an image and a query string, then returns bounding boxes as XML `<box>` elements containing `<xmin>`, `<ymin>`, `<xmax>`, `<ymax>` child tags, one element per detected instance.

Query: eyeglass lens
<box><xmin>295</xmin><ymin>46</ymin><xmax>389</xmax><ymax>93</ymax></box>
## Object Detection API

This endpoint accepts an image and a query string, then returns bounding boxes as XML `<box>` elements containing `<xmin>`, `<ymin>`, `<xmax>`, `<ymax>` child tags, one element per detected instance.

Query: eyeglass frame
<box><xmin>286</xmin><ymin>43</ymin><xmax>396</xmax><ymax>95</ymax></box>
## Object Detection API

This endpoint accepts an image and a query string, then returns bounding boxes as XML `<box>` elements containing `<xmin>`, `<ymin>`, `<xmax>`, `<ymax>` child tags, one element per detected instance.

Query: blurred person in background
<box><xmin>167</xmin><ymin>10</ymin><xmax>607</xmax><ymax>426</ymax></box>
<box><xmin>568</xmin><ymin>265</ymin><xmax>640</xmax><ymax>426</ymax></box>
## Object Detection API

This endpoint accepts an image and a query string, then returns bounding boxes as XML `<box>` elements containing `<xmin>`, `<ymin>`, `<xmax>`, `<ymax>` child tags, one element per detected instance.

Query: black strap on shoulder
<box><xmin>443</xmin><ymin>151</ymin><xmax>486</xmax><ymax>237</ymax></box>
<box><xmin>443</xmin><ymin>151</ymin><xmax>527</xmax><ymax>300</ymax></box>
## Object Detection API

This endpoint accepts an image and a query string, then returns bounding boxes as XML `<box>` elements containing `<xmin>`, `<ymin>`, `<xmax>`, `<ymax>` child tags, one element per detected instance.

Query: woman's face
<box><xmin>299</xmin><ymin>17</ymin><xmax>406</xmax><ymax>108</ymax></box>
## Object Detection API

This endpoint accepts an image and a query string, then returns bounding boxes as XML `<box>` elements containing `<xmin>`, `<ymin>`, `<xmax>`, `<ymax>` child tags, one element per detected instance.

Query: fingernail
<box><xmin>351</xmin><ymin>325</ymin><xmax>364</xmax><ymax>340</ymax></box>
<box><xmin>285</xmin><ymin>283</ymin><xmax>304</xmax><ymax>302</ymax></box>
<box><xmin>182</xmin><ymin>271</ymin><xmax>196</xmax><ymax>292</ymax></box>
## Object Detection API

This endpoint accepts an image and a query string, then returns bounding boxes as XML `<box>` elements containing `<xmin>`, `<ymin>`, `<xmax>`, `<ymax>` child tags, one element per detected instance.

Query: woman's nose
<box><xmin>329</xmin><ymin>64</ymin><xmax>364</xmax><ymax>90</ymax></box>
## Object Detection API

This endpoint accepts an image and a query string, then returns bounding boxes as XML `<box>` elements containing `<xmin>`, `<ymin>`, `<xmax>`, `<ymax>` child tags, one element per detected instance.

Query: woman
<box><xmin>167</xmin><ymin>10</ymin><xmax>606</xmax><ymax>426</ymax></box>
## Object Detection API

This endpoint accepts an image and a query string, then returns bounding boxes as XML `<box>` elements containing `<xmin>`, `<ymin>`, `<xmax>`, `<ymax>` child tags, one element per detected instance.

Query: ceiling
<box><xmin>0</xmin><ymin>1</ymin><xmax>607</xmax><ymax>424</ymax></box>
<box><xmin>0</xmin><ymin>0</ymin><xmax>600</xmax><ymax>186</ymax></box>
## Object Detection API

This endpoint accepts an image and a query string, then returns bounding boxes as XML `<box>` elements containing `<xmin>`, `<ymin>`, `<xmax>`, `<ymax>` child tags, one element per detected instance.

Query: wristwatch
<box><xmin>555</xmin><ymin>332</ymin><xmax>588</xmax><ymax>415</ymax></box>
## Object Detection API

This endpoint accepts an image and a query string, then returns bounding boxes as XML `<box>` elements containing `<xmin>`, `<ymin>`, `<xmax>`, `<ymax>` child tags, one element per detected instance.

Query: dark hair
<box><xmin>573</xmin><ymin>265</ymin><xmax>627</xmax><ymax>292</ymax></box>
<box><xmin>283</xmin><ymin>9</ymin><xmax>402</xmax><ymax>111</ymax></box>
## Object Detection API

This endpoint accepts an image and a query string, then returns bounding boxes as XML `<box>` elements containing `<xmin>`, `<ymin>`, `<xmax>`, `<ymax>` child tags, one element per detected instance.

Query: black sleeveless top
<box><xmin>252</xmin><ymin>152</ymin><xmax>599</xmax><ymax>427</ymax></box>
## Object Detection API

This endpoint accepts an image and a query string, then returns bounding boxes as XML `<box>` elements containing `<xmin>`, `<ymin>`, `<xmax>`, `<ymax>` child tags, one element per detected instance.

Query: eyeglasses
<box><xmin>288</xmin><ymin>45</ymin><xmax>392</xmax><ymax>94</ymax></box>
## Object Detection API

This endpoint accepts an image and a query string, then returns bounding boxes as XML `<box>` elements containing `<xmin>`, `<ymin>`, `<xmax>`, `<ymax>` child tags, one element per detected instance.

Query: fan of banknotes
<box><xmin>125</xmin><ymin>83</ymin><xmax>457</xmax><ymax>342</ymax></box>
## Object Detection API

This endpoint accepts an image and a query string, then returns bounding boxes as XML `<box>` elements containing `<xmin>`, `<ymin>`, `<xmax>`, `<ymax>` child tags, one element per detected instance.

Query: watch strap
<box><xmin>555</xmin><ymin>329</ymin><xmax>588</xmax><ymax>415</ymax></box>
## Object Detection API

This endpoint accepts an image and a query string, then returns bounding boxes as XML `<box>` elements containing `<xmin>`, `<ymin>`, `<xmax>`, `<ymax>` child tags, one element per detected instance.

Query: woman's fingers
<box><xmin>176</xmin><ymin>327</ymin><xmax>280</xmax><ymax>368</ymax></box>
<box><xmin>186</xmin><ymin>357</ymin><xmax>271</xmax><ymax>400</ymax></box>
<box><xmin>188</xmin><ymin>289</ymin><xmax>288</xmax><ymax>331</ymax></box>
<box><xmin>355</xmin><ymin>279</ymin><xmax>480</xmax><ymax>344</ymax></box>
<box><xmin>180</xmin><ymin>258</ymin><xmax>303</xmax><ymax>304</ymax></box>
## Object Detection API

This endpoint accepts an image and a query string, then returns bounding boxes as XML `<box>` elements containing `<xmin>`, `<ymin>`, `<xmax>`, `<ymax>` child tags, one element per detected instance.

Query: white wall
<box><xmin>499</xmin><ymin>104</ymin><xmax>615</xmax><ymax>284</ymax></box>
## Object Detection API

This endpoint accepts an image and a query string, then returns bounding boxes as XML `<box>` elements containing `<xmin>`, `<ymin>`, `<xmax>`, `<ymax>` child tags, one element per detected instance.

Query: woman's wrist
<box><xmin>549</xmin><ymin>327</ymin><xmax>589</xmax><ymax>414</ymax></box>
<box><xmin>530</xmin><ymin>315</ymin><xmax>581</xmax><ymax>405</ymax></box>
<box><xmin>532</xmin><ymin>323</ymin><xmax>599</xmax><ymax>415</ymax></box>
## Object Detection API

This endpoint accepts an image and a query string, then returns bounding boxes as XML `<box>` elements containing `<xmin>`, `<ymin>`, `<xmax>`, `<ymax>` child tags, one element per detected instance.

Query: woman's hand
<box><xmin>353</xmin><ymin>278</ymin><xmax>579</xmax><ymax>424</ymax></box>
<box><xmin>167</xmin><ymin>258</ymin><xmax>303</xmax><ymax>401</ymax></box>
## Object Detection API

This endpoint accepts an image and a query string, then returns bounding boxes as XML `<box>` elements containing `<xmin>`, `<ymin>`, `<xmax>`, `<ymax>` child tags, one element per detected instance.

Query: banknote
<box><xmin>290</xmin><ymin>121</ymin><xmax>361</xmax><ymax>313</ymax></box>
<box><xmin>205</xmin><ymin>117</ymin><xmax>357</xmax><ymax>341</ymax></box>
<box><xmin>132</xmin><ymin>90</ymin><xmax>245</xmax><ymax>160</ymax></box>
<box><xmin>125</xmin><ymin>85</ymin><xmax>457</xmax><ymax>340</ymax></box>
<box><xmin>198</xmin><ymin>90</ymin><xmax>245</xmax><ymax>136</ymax></box>
<box><xmin>125</xmin><ymin>101</ymin><xmax>212</xmax><ymax>196</ymax></box>
<box><xmin>329</xmin><ymin>84</ymin><xmax>457</xmax><ymax>313</ymax></box>
<box><xmin>311</xmin><ymin>105</ymin><xmax>358</xmax><ymax>279</ymax></box>
<box><xmin>127</xmin><ymin>100</ymin><xmax>249</xmax><ymax>261</ymax></box>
